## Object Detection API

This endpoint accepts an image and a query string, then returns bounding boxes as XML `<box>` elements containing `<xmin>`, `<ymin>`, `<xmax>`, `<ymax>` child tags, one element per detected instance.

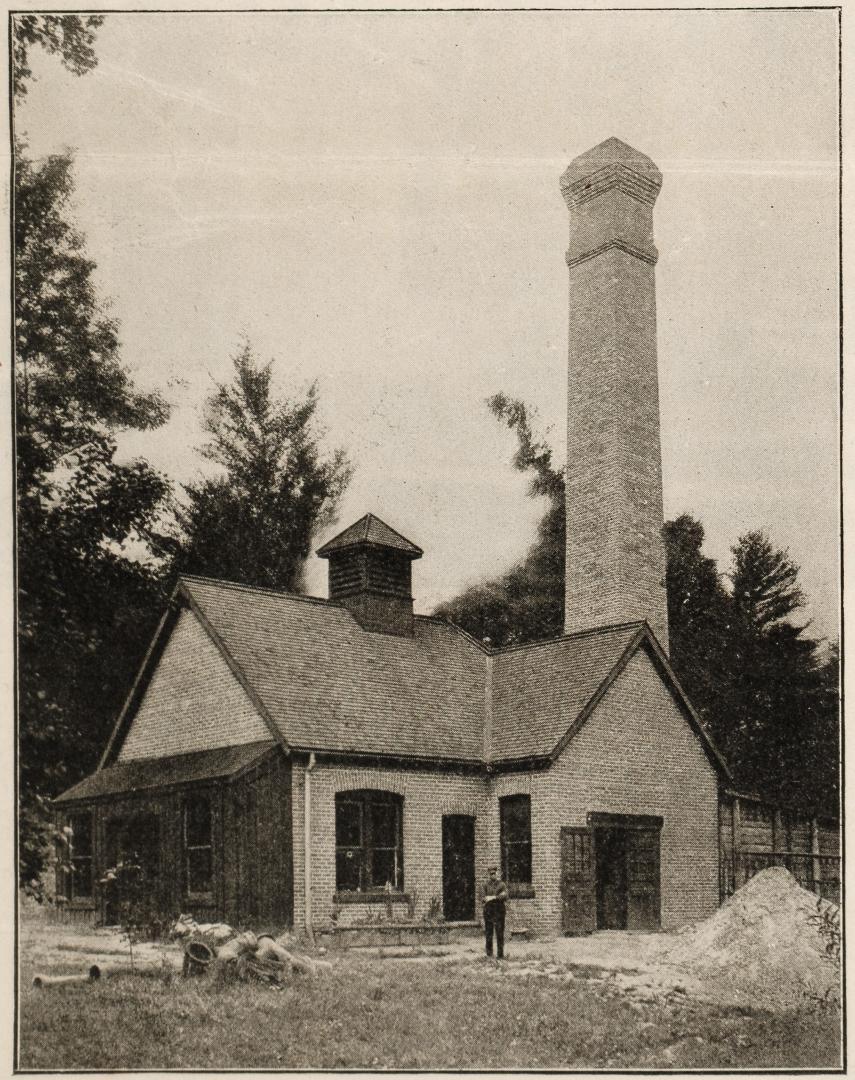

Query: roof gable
<box><xmin>179</xmin><ymin>575</ymin><xmax>486</xmax><ymax>761</ymax></box>
<box><xmin>112</xmin><ymin>605</ymin><xmax>276</xmax><ymax>764</ymax></box>
<box><xmin>86</xmin><ymin>573</ymin><xmax>728</xmax><ymax>784</ymax></box>
<box><xmin>491</xmin><ymin>621</ymin><xmax>730</xmax><ymax>778</ymax></box>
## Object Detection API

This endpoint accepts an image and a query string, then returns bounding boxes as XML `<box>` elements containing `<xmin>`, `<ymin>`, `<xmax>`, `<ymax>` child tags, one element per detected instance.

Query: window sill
<box><xmin>334</xmin><ymin>891</ymin><xmax>411</xmax><ymax>905</ymax></box>
<box><xmin>508</xmin><ymin>883</ymin><xmax>536</xmax><ymax>899</ymax></box>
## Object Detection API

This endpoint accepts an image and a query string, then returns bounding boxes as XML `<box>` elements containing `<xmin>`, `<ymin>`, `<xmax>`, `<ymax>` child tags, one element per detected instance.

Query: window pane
<box><xmin>506</xmin><ymin>842</ymin><xmax>532</xmax><ymax>884</ymax></box>
<box><xmin>336</xmin><ymin>800</ymin><xmax>362</xmax><ymax>848</ymax></box>
<box><xmin>501</xmin><ymin>795</ymin><xmax>531</xmax><ymax>843</ymax></box>
<box><xmin>70</xmin><ymin>814</ymin><xmax>92</xmax><ymax>855</ymax></box>
<box><xmin>187</xmin><ymin>847</ymin><xmax>212</xmax><ymax>893</ymax></box>
<box><xmin>73</xmin><ymin>858</ymin><xmax>93</xmax><ymax>899</ymax></box>
<box><xmin>186</xmin><ymin>796</ymin><xmax>212</xmax><ymax>846</ymax></box>
<box><xmin>336</xmin><ymin>849</ymin><xmax>362</xmax><ymax>892</ymax></box>
<box><xmin>368</xmin><ymin>801</ymin><xmax>398</xmax><ymax>847</ymax></box>
<box><xmin>370</xmin><ymin>848</ymin><xmax>397</xmax><ymax>890</ymax></box>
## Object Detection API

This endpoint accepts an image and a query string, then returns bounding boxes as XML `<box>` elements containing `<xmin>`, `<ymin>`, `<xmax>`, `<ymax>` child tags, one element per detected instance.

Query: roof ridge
<box><xmin>491</xmin><ymin>620</ymin><xmax>646</xmax><ymax>657</ymax></box>
<box><xmin>179</xmin><ymin>574</ymin><xmax>337</xmax><ymax>608</ymax></box>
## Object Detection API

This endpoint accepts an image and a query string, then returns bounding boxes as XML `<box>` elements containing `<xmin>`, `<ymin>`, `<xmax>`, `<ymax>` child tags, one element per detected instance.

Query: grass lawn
<box><xmin>18</xmin><ymin>951</ymin><xmax>843</xmax><ymax>1071</ymax></box>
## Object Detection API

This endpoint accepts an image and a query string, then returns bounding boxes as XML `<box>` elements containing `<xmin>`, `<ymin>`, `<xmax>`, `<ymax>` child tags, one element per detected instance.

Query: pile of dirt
<box><xmin>665</xmin><ymin>868</ymin><xmax>840</xmax><ymax>1010</ymax></box>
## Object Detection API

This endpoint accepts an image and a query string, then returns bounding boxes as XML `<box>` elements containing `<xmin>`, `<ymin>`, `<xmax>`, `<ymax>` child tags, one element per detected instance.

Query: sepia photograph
<box><xmin>12</xmin><ymin>4</ymin><xmax>842</xmax><ymax>1072</ymax></box>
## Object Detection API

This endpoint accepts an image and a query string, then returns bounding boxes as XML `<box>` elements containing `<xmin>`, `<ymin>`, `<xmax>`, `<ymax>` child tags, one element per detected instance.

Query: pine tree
<box><xmin>175</xmin><ymin>342</ymin><xmax>352</xmax><ymax>592</ymax></box>
<box><xmin>722</xmin><ymin>531</ymin><xmax>837</xmax><ymax>813</ymax></box>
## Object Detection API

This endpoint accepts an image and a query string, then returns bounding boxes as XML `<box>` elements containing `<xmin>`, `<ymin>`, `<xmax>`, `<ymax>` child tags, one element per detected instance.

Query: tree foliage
<box><xmin>13</xmin><ymin>13</ymin><xmax>105</xmax><ymax>99</ymax></box>
<box><xmin>436</xmin><ymin>394</ymin><xmax>840</xmax><ymax>816</ymax></box>
<box><xmin>16</xmin><ymin>145</ymin><xmax>172</xmax><ymax>888</ymax></box>
<box><xmin>174</xmin><ymin>343</ymin><xmax>352</xmax><ymax>592</ymax></box>
<box><xmin>434</xmin><ymin>395</ymin><xmax>565</xmax><ymax>646</ymax></box>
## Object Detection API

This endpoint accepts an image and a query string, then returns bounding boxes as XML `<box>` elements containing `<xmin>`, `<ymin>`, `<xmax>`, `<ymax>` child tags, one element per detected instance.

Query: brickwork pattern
<box><xmin>511</xmin><ymin>646</ymin><xmax>719</xmax><ymax>932</ymax></box>
<box><xmin>563</xmin><ymin>144</ymin><xmax>669</xmax><ymax>649</ymax></box>
<box><xmin>290</xmin><ymin>649</ymin><xmax>718</xmax><ymax>936</ymax></box>
<box><xmin>291</xmin><ymin>762</ymin><xmax>488</xmax><ymax>930</ymax></box>
<box><xmin>119</xmin><ymin>609</ymin><xmax>270</xmax><ymax>761</ymax></box>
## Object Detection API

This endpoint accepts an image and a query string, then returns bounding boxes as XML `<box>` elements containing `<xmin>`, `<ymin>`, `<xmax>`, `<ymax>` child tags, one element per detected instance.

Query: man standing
<box><xmin>482</xmin><ymin>864</ymin><xmax>509</xmax><ymax>959</ymax></box>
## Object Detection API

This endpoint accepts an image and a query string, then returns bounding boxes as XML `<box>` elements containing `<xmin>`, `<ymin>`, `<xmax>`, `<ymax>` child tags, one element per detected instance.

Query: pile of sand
<box><xmin>665</xmin><ymin>867</ymin><xmax>840</xmax><ymax>1010</ymax></box>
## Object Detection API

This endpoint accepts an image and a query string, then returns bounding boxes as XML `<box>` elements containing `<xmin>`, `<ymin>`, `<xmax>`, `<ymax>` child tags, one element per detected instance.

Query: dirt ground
<box><xmin>21</xmin><ymin>869</ymin><xmax>840</xmax><ymax>1014</ymax></box>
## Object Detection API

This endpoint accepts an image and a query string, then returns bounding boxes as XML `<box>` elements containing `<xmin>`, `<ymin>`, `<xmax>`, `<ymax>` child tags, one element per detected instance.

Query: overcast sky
<box><xmin>16</xmin><ymin>8</ymin><xmax>839</xmax><ymax>640</ymax></box>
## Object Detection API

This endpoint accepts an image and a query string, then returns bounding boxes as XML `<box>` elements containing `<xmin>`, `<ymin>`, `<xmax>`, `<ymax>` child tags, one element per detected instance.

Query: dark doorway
<box><xmin>595</xmin><ymin>827</ymin><xmax>628</xmax><ymax>929</ymax></box>
<box><xmin>104</xmin><ymin>813</ymin><xmax>162</xmax><ymax>924</ymax></box>
<box><xmin>591</xmin><ymin>813</ymin><xmax>662</xmax><ymax>932</ymax></box>
<box><xmin>560</xmin><ymin>827</ymin><xmax>595</xmax><ymax>934</ymax></box>
<box><xmin>442</xmin><ymin>815</ymin><xmax>475</xmax><ymax>921</ymax></box>
<box><xmin>561</xmin><ymin>815</ymin><xmax>662</xmax><ymax>935</ymax></box>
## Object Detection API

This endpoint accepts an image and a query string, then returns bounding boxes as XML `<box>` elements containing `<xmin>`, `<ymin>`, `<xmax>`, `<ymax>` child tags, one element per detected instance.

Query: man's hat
<box><xmin>488</xmin><ymin>865</ymin><xmax>499</xmax><ymax>872</ymax></box>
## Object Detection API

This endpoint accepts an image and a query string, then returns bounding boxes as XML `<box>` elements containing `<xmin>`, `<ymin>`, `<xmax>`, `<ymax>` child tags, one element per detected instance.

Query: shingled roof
<box><xmin>55</xmin><ymin>741</ymin><xmax>277</xmax><ymax>803</ymax></box>
<box><xmin>491</xmin><ymin>623</ymin><xmax>645</xmax><ymax>760</ymax></box>
<box><xmin>316</xmin><ymin>514</ymin><xmax>423</xmax><ymax>558</ymax></box>
<box><xmin>86</xmin><ymin>574</ymin><xmax>727</xmax><ymax>778</ymax></box>
<box><xmin>181</xmin><ymin>575</ymin><xmax>484</xmax><ymax>761</ymax></box>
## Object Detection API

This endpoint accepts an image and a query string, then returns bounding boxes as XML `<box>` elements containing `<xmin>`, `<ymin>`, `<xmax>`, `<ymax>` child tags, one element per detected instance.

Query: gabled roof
<box><xmin>316</xmin><ymin>514</ymin><xmax>423</xmax><ymax>559</ymax></box>
<box><xmin>491</xmin><ymin>622</ymin><xmax>644</xmax><ymax>760</ymax></box>
<box><xmin>82</xmin><ymin>573</ymin><xmax>730</xmax><ymax>787</ymax></box>
<box><xmin>55</xmin><ymin>741</ymin><xmax>277</xmax><ymax>803</ymax></box>
<box><xmin>491</xmin><ymin>621</ymin><xmax>731</xmax><ymax>778</ymax></box>
<box><xmin>179</xmin><ymin>575</ymin><xmax>484</xmax><ymax>761</ymax></box>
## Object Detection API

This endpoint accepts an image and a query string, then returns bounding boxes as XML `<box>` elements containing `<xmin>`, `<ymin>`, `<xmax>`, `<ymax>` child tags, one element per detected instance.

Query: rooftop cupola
<box><xmin>316</xmin><ymin>513</ymin><xmax>423</xmax><ymax>636</ymax></box>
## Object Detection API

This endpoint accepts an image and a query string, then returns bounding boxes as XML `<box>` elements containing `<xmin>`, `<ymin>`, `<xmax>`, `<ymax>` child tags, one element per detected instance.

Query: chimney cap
<box><xmin>316</xmin><ymin>512</ymin><xmax>423</xmax><ymax>560</ymax></box>
<box><xmin>560</xmin><ymin>136</ymin><xmax>662</xmax><ymax>202</ymax></box>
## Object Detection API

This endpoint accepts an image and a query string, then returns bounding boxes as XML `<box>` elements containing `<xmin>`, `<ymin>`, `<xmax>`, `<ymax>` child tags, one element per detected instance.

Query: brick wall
<box><xmin>562</xmin><ymin>144</ymin><xmax>669</xmax><ymax>649</ymax></box>
<box><xmin>119</xmin><ymin>609</ymin><xmax>270</xmax><ymax>761</ymax></box>
<box><xmin>289</xmin><ymin>648</ymin><xmax>718</xmax><ymax>937</ymax></box>
<box><xmin>495</xmin><ymin>645</ymin><xmax>719</xmax><ymax>934</ymax></box>
<box><xmin>291</xmin><ymin>761</ymin><xmax>488</xmax><ymax>930</ymax></box>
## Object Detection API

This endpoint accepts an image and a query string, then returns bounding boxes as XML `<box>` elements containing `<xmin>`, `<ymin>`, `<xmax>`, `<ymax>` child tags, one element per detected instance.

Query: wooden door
<box><xmin>626</xmin><ymin>827</ymin><xmax>661</xmax><ymax>931</ymax></box>
<box><xmin>561</xmin><ymin>827</ymin><xmax>595</xmax><ymax>935</ymax></box>
<box><xmin>595</xmin><ymin>827</ymin><xmax>628</xmax><ymax>930</ymax></box>
<box><xmin>442</xmin><ymin>815</ymin><xmax>475</xmax><ymax>921</ymax></box>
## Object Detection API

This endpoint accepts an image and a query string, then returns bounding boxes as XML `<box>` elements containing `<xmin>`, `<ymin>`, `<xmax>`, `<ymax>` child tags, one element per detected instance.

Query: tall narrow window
<box><xmin>335</xmin><ymin>790</ymin><xmax>403</xmax><ymax>893</ymax></box>
<box><xmin>65</xmin><ymin>812</ymin><xmax>93</xmax><ymax>900</ymax></box>
<box><xmin>184</xmin><ymin>793</ymin><xmax>213</xmax><ymax>895</ymax></box>
<box><xmin>500</xmin><ymin>794</ymin><xmax>532</xmax><ymax>885</ymax></box>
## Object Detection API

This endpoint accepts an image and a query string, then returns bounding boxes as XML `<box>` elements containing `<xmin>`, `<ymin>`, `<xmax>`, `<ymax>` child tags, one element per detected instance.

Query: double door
<box><xmin>561</xmin><ymin>814</ymin><xmax>661</xmax><ymax>934</ymax></box>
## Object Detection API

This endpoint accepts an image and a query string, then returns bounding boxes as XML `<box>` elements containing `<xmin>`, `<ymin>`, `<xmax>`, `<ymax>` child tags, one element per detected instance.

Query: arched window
<box><xmin>335</xmin><ymin>790</ymin><xmax>403</xmax><ymax>893</ymax></box>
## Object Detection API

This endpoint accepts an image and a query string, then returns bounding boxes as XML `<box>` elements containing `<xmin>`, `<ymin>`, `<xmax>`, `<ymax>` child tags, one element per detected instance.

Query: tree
<box><xmin>720</xmin><ymin>531</ymin><xmax>838</xmax><ymax>814</ymax></box>
<box><xmin>175</xmin><ymin>342</ymin><xmax>352</xmax><ymax>592</ymax></box>
<box><xmin>13</xmin><ymin>13</ymin><xmax>105</xmax><ymax>99</ymax></box>
<box><xmin>16</xmin><ymin>144</ymin><xmax>173</xmax><ymax>889</ymax></box>
<box><xmin>435</xmin><ymin>393</ymin><xmax>840</xmax><ymax>816</ymax></box>
<box><xmin>434</xmin><ymin>394</ymin><xmax>565</xmax><ymax>646</ymax></box>
<box><xmin>662</xmin><ymin>515</ymin><xmax>734</xmax><ymax>743</ymax></box>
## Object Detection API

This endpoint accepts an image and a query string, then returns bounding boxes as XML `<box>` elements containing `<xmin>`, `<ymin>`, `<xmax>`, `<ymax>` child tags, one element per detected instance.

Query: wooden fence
<box><xmin>719</xmin><ymin>791</ymin><xmax>840</xmax><ymax>905</ymax></box>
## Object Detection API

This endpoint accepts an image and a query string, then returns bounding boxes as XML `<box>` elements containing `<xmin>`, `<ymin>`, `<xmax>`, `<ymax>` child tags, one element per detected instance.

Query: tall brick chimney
<box><xmin>560</xmin><ymin>137</ymin><xmax>669</xmax><ymax>650</ymax></box>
